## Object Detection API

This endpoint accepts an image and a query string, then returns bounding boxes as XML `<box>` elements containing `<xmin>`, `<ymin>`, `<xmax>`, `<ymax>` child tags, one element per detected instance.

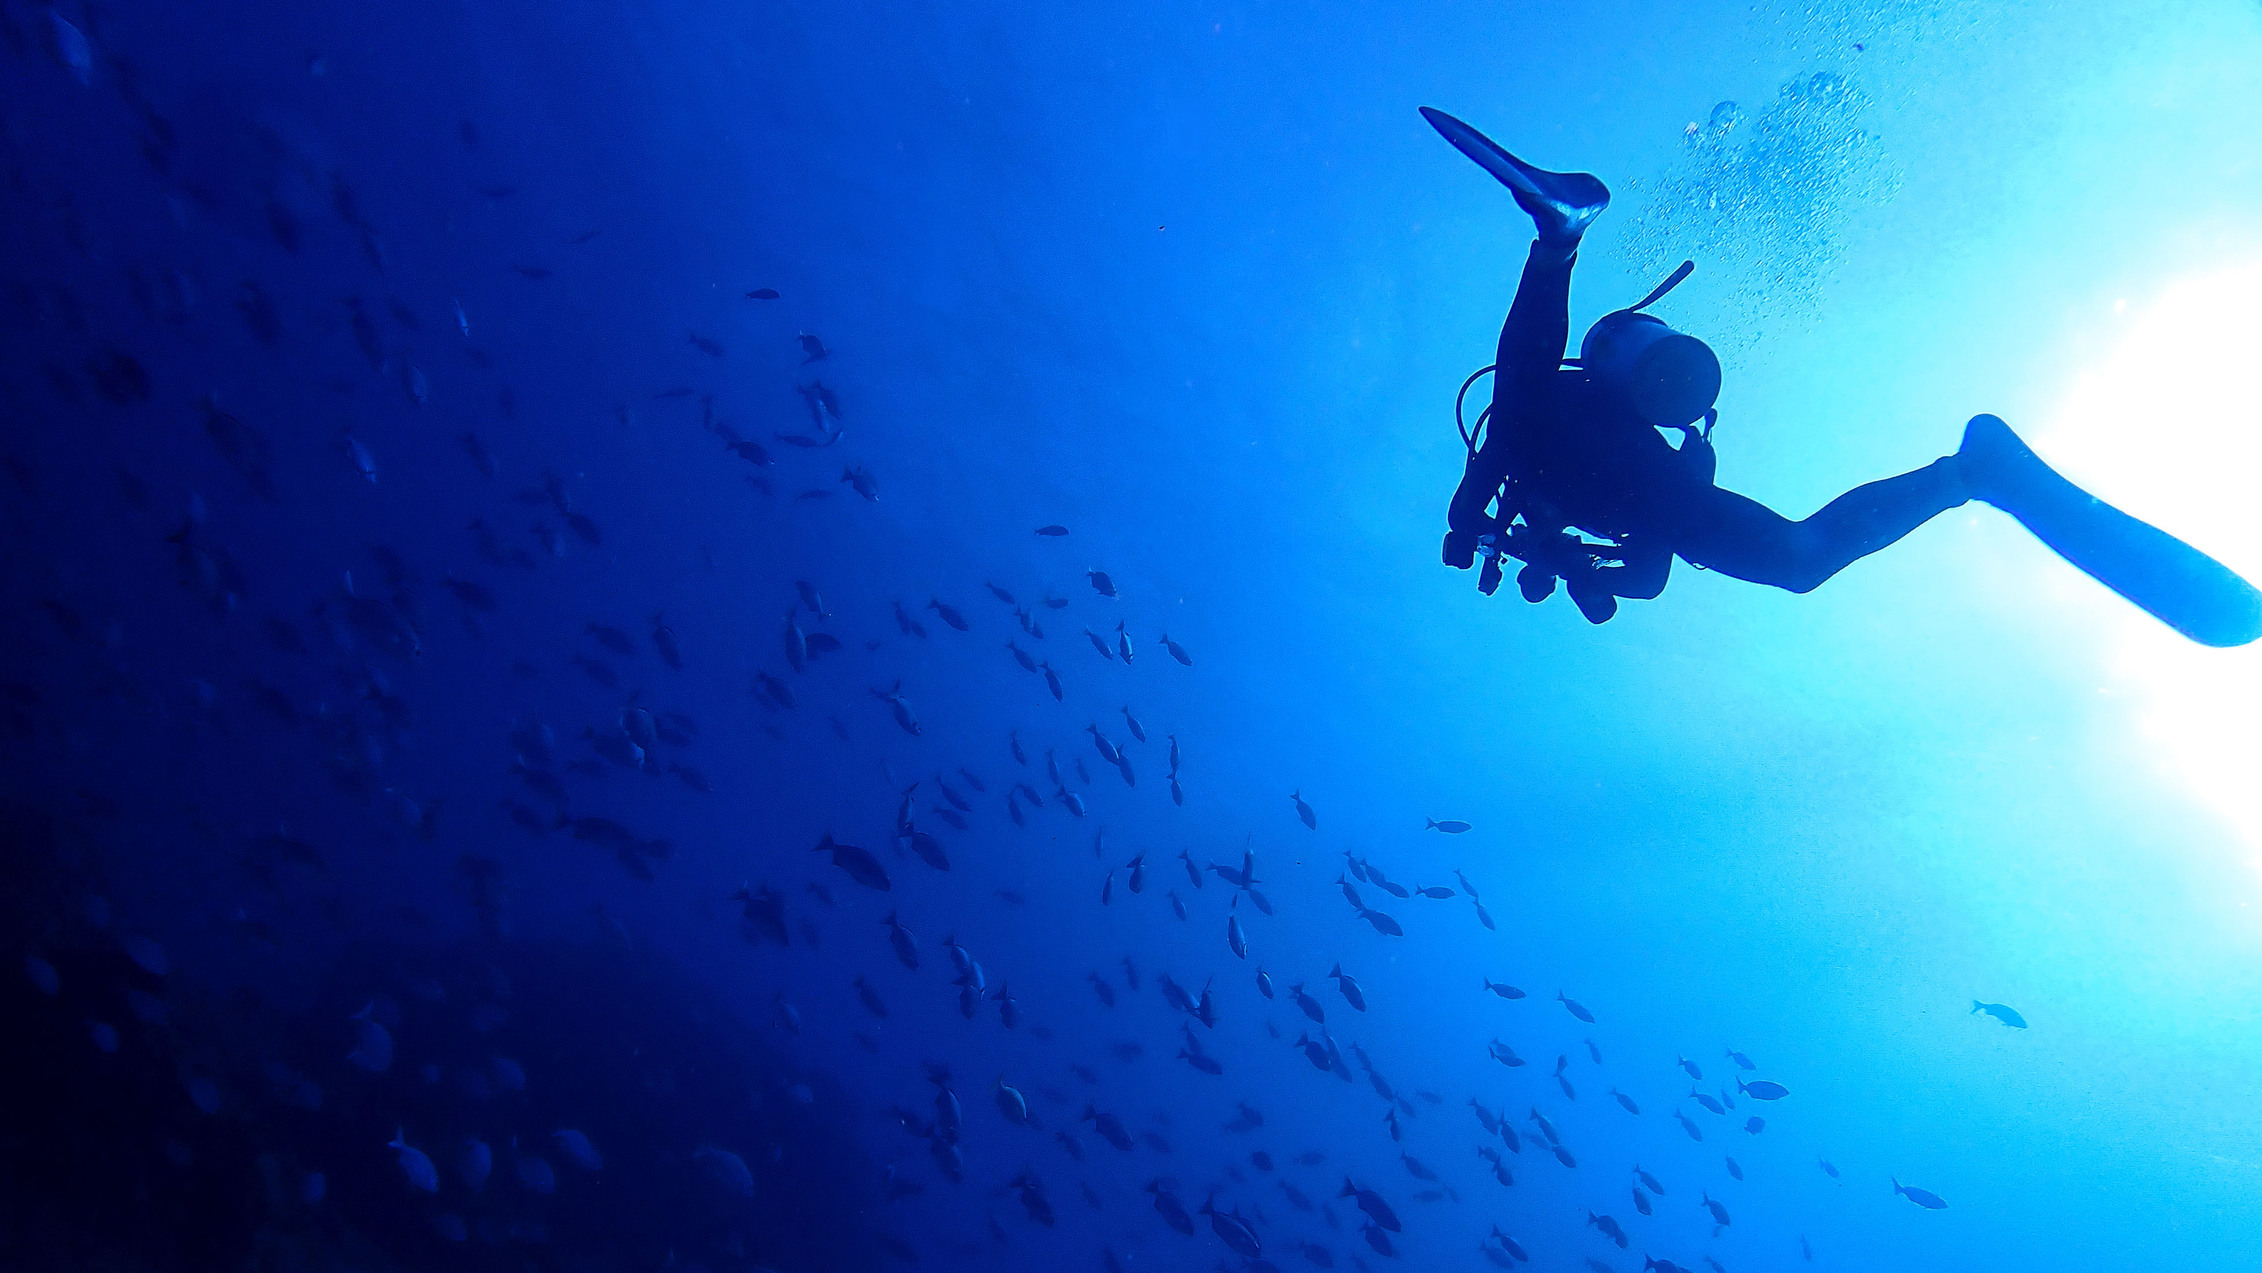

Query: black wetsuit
<box><xmin>1450</xmin><ymin>239</ymin><xmax>1967</xmax><ymax>603</ymax></box>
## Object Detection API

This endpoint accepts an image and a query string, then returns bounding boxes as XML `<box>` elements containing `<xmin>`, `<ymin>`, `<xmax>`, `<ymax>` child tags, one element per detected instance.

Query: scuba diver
<box><xmin>1423</xmin><ymin>107</ymin><xmax>2261</xmax><ymax>647</ymax></box>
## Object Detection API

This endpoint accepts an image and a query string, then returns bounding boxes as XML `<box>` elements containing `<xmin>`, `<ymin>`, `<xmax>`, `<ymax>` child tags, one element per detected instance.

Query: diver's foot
<box><xmin>1420</xmin><ymin>107</ymin><xmax>1610</xmax><ymax>245</ymax></box>
<box><xmin>1510</xmin><ymin>176</ymin><xmax>1610</xmax><ymax>249</ymax></box>
<box><xmin>1954</xmin><ymin>413</ymin><xmax>2047</xmax><ymax>508</ymax></box>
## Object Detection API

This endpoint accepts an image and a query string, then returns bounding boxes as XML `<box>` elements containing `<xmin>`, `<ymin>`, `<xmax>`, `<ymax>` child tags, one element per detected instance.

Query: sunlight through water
<box><xmin>2044</xmin><ymin>260</ymin><xmax>2262</xmax><ymax>844</ymax></box>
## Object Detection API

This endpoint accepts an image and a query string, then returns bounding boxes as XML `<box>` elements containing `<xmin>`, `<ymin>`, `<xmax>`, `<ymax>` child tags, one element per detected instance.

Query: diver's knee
<box><xmin>1619</xmin><ymin>574</ymin><xmax>1668</xmax><ymax>601</ymax></box>
<box><xmin>1780</xmin><ymin>556</ymin><xmax>1837</xmax><ymax>594</ymax></box>
<box><xmin>1775</xmin><ymin>532</ymin><xmax>1836</xmax><ymax>593</ymax></box>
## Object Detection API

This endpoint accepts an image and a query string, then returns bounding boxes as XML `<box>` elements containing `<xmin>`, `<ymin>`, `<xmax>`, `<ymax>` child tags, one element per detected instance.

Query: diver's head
<box><xmin>1579</xmin><ymin>310</ymin><xmax>1721</xmax><ymax>427</ymax></box>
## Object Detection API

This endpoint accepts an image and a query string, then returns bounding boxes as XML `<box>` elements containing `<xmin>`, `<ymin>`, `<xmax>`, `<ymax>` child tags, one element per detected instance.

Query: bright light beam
<box><xmin>2044</xmin><ymin>260</ymin><xmax>2262</xmax><ymax>844</ymax></box>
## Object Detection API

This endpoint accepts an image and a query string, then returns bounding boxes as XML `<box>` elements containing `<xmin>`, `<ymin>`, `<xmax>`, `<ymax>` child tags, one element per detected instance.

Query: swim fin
<box><xmin>1958</xmin><ymin>414</ymin><xmax>2261</xmax><ymax>647</ymax></box>
<box><xmin>1419</xmin><ymin>107</ymin><xmax>1610</xmax><ymax>243</ymax></box>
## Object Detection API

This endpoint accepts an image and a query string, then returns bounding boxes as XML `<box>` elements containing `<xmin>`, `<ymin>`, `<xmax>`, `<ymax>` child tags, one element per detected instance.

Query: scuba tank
<box><xmin>1444</xmin><ymin>259</ymin><xmax>1715</xmax><ymax>618</ymax></box>
<box><xmin>1453</xmin><ymin>258</ymin><xmax>1714</xmax><ymax>456</ymax></box>
<box><xmin>1572</xmin><ymin>259</ymin><xmax>1720</xmax><ymax>428</ymax></box>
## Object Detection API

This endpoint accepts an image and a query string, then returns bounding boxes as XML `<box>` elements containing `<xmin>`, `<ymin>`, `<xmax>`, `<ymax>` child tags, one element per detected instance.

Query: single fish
<box><xmin>906</xmin><ymin>830</ymin><xmax>950</xmax><ymax>871</ymax></box>
<box><xmin>1893</xmin><ymin>1177</ymin><xmax>1948</xmax><ymax>1210</ymax></box>
<box><xmin>1292</xmin><ymin>790</ymin><xmax>1317</xmax><ymax>830</ymax></box>
<box><xmin>1328</xmin><ymin>964</ymin><xmax>1367</xmax><ymax>1011</ymax></box>
<box><xmin>1199</xmin><ymin>1194</ymin><xmax>1262</xmax><ymax>1258</ymax></box>
<box><xmin>341</xmin><ymin>432</ymin><xmax>378</xmax><ymax>483</ymax></box>
<box><xmin>1971</xmin><ymin>1000</ymin><xmax>2028</xmax><ymax>1028</ymax></box>
<box><xmin>1557</xmin><ymin>991</ymin><xmax>1596</xmax><ymax>1024</ymax></box>
<box><xmin>853</xmin><ymin>975</ymin><xmax>887</xmax><ymax>1018</ymax></box>
<box><xmin>1737</xmin><ymin>1077</ymin><xmax>1789</xmax><ymax>1101</ymax></box>
<box><xmin>1179</xmin><ymin>1031</ymin><xmax>1223</xmax><ymax>1076</ymax></box>
<box><xmin>1426</xmin><ymin>818</ymin><xmax>1471</xmax><ymax>833</ymax></box>
<box><xmin>1083</xmin><ymin>1105</ymin><xmax>1134</xmax><ymax>1151</ymax></box>
<box><xmin>552</xmin><ymin>1129</ymin><xmax>602</xmax><ymax>1171</ymax></box>
<box><xmin>993</xmin><ymin>1077</ymin><xmax>1030</xmax><ymax>1123</ymax></box>
<box><xmin>1484</xmin><ymin>978</ymin><xmax>1526</xmax><ymax>999</ymax></box>
<box><xmin>1086</xmin><ymin>723</ymin><xmax>1122</xmax><ymax>764</ymax></box>
<box><xmin>892</xmin><ymin>600</ymin><xmax>927</xmax><ymax>638</ymax></box>
<box><xmin>814</xmin><ymin>832</ymin><xmax>889</xmax><ymax>890</ymax></box>
<box><xmin>693</xmin><ymin>1145</ymin><xmax>755</xmax><ymax>1196</ymax></box>
<box><xmin>388</xmin><ymin>1129</ymin><xmax>439</xmax><ymax>1193</ymax></box>
<box><xmin>1339</xmin><ymin>1178</ymin><xmax>1401</xmax><ymax>1232</ymax></box>
<box><xmin>348</xmin><ymin>1003</ymin><xmax>394</xmax><ymax>1072</ymax></box>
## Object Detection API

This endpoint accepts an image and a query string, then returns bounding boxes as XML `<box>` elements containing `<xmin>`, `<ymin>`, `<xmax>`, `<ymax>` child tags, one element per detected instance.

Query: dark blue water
<box><xmin>9</xmin><ymin>1</ymin><xmax>2262</xmax><ymax>1269</ymax></box>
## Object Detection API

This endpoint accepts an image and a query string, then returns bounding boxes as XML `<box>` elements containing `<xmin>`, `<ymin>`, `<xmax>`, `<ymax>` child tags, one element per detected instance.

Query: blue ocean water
<box><xmin>7</xmin><ymin>0</ymin><xmax>2262</xmax><ymax>1268</ymax></box>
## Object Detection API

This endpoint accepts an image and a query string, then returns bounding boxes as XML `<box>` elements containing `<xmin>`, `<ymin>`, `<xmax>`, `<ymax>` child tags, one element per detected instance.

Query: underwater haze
<box><xmin>6</xmin><ymin>0</ymin><xmax>2262</xmax><ymax>1269</ymax></box>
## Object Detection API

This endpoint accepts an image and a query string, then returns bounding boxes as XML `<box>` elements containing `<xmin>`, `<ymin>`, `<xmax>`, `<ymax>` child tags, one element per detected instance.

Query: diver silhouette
<box><xmin>1424</xmin><ymin>107</ymin><xmax>2262</xmax><ymax>646</ymax></box>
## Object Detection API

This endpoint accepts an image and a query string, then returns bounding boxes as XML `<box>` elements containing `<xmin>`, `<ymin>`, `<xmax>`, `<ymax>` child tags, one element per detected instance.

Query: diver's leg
<box><xmin>1438</xmin><ymin>116</ymin><xmax>1609</xmax><ymax>566</ymax></box>
<box><xmin>1677</xmin><ymin>461</ymin><xmax>1967</xmax><ymax>593</ymax></box>
<box><xmin>1494</xmin><ymin>241</ymin><xmax>1575</xmax><ymax>401</ymax></box>
<box><xmin>1446</xmin><ymin>242</ymin><xmax>1577</xmax><ymax>557</ymax></box>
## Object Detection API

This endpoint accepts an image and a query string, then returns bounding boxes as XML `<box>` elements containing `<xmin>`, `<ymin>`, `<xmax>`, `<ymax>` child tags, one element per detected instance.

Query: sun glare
<box><xmin>2042</xmin><ymin>261</ymin><xmax>2262</xmax><ymax>844</ymax></box>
